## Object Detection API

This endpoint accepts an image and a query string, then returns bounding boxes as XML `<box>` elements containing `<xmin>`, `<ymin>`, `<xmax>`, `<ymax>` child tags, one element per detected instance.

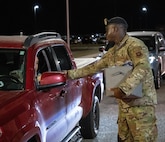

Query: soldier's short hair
<box><xmin>105</xmin><ymin>17</ymin><xmax>128</xmax><ymax>30</ymax></box>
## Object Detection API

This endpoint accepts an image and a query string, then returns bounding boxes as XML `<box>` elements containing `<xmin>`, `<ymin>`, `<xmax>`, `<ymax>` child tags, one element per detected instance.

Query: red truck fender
<box><xmin>80</xmin><ymin>72</ymin><xmax>104</xmax><ymax>117</ymax></box>
<box><xmin>12</xmin><ymin>121</ymin><xmax>42</xmax><ymax>142</ymax></box>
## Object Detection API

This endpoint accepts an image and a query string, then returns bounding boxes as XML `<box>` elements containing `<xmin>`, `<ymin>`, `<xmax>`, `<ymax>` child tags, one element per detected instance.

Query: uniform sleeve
<box><xmin>67</xmin><ymin>52</ymin><xmax>110</xmax><ymax>79</ymax></box>
<box><xmin>119</xmin><ymin>43</ymin><xmax>151</xmax><ymax>96</ymax></box>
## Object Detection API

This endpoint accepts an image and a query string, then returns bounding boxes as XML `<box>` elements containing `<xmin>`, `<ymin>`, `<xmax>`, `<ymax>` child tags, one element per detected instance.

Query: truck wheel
<box><xmin>79</xmin><ymin>96</ymin><xmax>100</xmax><ymax>139</ymax></box>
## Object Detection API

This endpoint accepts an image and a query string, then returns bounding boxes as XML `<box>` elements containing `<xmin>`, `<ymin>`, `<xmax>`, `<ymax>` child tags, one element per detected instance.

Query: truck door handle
<box><xmin>75</xmin><ymin>80</ymin><xmax>81</xmax><ymax>86</ymax></box>
<box><xmin>49</xmin><ymin>90</ymin><xmax>67</xmax><ymax>99</ymax></box>
<box><xmin>60</xmin><ymin>90</ymin><xmax>67</xmax><ymax>97</ymax></box>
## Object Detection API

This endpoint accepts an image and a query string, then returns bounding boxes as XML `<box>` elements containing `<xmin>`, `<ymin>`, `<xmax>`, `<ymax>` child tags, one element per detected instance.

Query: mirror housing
<box><xmin>99</xmin><ymin>46</ymin><xmax>105</xmax><ymax>52</ymax></box>
<box><xmin>159</xmin><ymin>46</ymin><xmax>165</xmax><ymax>51</ymax></box>
<box><xmin>38</xmin><ymin>72</ymin><xmax>67</xmax><ymax>90</ymax></box>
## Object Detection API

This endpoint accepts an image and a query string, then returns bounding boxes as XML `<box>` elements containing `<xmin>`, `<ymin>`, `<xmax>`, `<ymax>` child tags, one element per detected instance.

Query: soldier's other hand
<box><xmin>110</xmin><ymin>87</ymin><xmax>125</xmax><ymax>99</ymax></box>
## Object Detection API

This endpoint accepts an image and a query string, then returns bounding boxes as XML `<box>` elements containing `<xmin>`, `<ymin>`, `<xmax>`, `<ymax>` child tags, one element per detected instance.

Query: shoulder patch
<box><xmin>136</xmin><ymin>51</ymin><xmax>143</xmax><ymax>57</ymax></box>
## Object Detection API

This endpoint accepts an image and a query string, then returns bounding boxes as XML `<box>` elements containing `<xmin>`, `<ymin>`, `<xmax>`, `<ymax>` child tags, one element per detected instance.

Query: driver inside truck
<box><xmin>34</xmin><ymin>56</ymin><xmax>41</xmax><ymax>83</ymax></box>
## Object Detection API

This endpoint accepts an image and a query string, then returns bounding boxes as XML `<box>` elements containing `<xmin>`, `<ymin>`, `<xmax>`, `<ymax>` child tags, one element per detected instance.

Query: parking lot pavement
<box><xmin>82</xmin><ymin>80</ymin><xmax>165</xmax><ymax>142</ymax></box>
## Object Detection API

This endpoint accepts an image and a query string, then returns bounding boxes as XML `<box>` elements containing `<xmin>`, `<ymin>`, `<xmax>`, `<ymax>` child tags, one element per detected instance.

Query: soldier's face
<box><xmin>106</xmin><ymin>24</ymin><xmax>116</xmax><ymax>42</ymax></box>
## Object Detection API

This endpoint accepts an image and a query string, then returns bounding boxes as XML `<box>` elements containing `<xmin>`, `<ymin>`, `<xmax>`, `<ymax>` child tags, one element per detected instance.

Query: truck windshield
<box><xmin>0</xmin><ymin>49</ymin><xmax>25</xmax><ymax>90</ymax></box>
<box><xmin>135</xmin><ymin>36</ymin><xmax>155</xmax><ymax>51</ymax></box>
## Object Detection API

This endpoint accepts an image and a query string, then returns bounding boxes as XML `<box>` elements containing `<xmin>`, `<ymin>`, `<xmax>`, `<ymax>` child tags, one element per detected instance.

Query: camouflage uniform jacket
<box><xmin>68</xmin><ymin>34</ymin><xmax>157</xmax><ymax>108</ymax></box>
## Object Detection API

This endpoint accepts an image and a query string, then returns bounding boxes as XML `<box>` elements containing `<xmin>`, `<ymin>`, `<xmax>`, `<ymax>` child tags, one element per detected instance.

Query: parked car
<box><xmin>70</xmin><ymin>35</ymin><xmax>82</xmax><ymax>44</ymax></box>
<box><xmin>97</xmin><ymin>35</ymin><xmax>107</xmax><ymax>45</ymax></box>
<box><xmin>0</xmin><ymin>32</ymin><xmax>104</xmax><ymax>142</ymax></box>
<box><xmin>81</xmin><ymin>34</ymin><xmax>93</xmax><ymax>44</ymax></box>
<box><xmin>127</xmin><ymin>31</ymin><xmax>165</xmax><ymax>89</ymax></box>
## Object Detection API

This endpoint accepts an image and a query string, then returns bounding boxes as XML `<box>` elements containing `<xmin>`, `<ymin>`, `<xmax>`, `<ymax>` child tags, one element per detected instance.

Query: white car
<box><xmin>127</xmin><ymin>31</ymin><xmax>165</xmax><ymax>89</ymax></box>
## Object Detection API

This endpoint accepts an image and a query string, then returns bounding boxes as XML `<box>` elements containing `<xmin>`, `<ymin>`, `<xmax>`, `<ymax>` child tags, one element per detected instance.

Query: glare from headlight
<box><xmin>149</xmin><ymin>56</ymin><xmax>155</xmax><ymax>63</ymax></box>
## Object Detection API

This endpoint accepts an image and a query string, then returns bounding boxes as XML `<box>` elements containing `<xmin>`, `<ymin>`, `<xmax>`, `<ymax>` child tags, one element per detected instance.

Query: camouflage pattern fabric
<box><xmin>68</xmin><ymin>34</ymin><xmax>157</xmax><ymax>107</ymax></box>
<box><xmin>118</xmin><ymin>105</ymin><xmax>157</xmax><ymax>142</ymax></box>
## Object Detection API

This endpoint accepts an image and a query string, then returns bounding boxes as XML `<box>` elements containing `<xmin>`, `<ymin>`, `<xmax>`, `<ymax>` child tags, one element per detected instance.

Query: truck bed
<box><xmin>74</xmin><ymin>57</ymin><xmax>97</xmax><ymax>69</ymax></box>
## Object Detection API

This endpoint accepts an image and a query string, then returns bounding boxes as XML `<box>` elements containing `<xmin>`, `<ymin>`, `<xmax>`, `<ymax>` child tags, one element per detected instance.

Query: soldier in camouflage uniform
<box><xmin>67</xmin><ymin>17</ymin><xmax>158</xmax><ymax>142</ymax></box>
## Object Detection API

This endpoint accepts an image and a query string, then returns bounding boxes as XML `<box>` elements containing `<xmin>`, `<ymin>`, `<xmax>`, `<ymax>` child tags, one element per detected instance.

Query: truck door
<box><xmin>51</xmin><ymin>45</ymin><xmax>83</xmax><ymax>131</ymax></box>
<box><xmin>35</xmin><ymin>47</ymin><xmax>68</xmax><ymax>142</ymax></box>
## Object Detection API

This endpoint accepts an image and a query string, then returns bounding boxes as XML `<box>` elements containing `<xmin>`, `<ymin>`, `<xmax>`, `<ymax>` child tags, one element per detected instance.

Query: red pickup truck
<box><xmin>0</xmin><ymin>32</ymin><xmax>104</xmax><ymax>142</ymax></box>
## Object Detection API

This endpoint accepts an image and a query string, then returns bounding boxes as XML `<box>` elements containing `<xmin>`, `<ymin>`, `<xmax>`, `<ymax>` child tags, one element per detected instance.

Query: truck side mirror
<box><xmin>38</xmin><ymin>72</ymin><xmax>66</xmax><ymax>90</ymax></box>
<box><xmin>99</xmin><ymin>46</ymin><xmax>105</xmax><ymax>52</ymax></box>
<box><xmin>159</xmin><ymin>46</ymin><xmax>165</xmax><ymax>51</ymax></box>
<box><xmin>99</xmin><ymin>41</ymin><xmax>115</xmax><ymax>52</ymax></box>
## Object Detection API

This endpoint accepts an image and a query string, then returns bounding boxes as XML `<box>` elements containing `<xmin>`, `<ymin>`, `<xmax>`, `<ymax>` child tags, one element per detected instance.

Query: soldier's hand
<box><xmin>63</xmin><ymin>70</ymin><xmax>68</xmax><ymax>77</ymax></box>
<box><xmin>110</xmin><ymin>87</ymin><xmax>125</xmax><ymax>99</ymax></box>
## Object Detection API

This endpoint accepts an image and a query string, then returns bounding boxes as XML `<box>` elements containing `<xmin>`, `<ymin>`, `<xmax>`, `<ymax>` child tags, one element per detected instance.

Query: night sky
<box><xmin>0</xmin><ymin>0</ymin><xmax>165</xmax><ymax>36</ymax></box>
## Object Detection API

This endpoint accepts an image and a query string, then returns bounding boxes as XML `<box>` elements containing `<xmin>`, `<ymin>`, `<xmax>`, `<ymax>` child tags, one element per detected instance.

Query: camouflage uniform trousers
<box><xmin>117</xmin><ymin>105</ymin><xmax>157</xmax><ymax>142</ymax></box>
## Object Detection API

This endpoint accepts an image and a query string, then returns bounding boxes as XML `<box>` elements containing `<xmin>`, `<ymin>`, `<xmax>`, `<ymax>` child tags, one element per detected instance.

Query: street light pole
<box><xmin>66</xmin><ymin>0</ymin><xmax>70</xmax><ymax>48</ymax></box>
<box><xmin>34</xmin><ymin>4</ymin><xmax>39</xmax><ymax>33</ymax></box>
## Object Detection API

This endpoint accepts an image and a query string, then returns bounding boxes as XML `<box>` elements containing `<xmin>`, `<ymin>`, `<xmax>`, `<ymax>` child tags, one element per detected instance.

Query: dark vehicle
<box><xmin>70</xmin><ymin>35</ymin><xmax>82</xmax><ymax>44</ymax></box>
<box><xmin>0</xmin><ymin>32</ymin><xmax>104</xmax><ymax>142</ymax></box>
<box><xmin>81</xmin><ymin>35</ymin><xmax>93</xmax><ymax>44</ymax></box>
<box><xmin>97</xmin><ymin>35</ymin><xmax>107</xmax><ymax>45</ymax></box>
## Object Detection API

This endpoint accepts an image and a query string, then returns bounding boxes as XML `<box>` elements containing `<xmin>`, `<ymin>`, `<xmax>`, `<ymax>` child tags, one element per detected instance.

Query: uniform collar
<box><xmin>115</xmin><ymin>34</ymin><xmax>129</xmax><ymax>50</ymax></box>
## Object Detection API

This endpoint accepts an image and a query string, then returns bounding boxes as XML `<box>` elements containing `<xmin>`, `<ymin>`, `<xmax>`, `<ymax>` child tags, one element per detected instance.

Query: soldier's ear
<box><xmin>115</xmin><ymin>25</ymin><xmax>121</xmax><ymax>32</ymax></box>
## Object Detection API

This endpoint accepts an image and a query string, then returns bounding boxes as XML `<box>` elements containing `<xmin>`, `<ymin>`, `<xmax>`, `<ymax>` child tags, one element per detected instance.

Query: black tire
<box><xmin>154</xmin><ymin>68</ymin><xmax>161</xmax><ymax>89</ymax></box>
<box><xmin>162</xmin><ymin>74</ymin><xmax>165</xmax><ymax>80</ymax></box>
<box><xmin>79</xmin><ymin>96</ymin><xmax>100</xmax><ymax>139</ymax></box>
